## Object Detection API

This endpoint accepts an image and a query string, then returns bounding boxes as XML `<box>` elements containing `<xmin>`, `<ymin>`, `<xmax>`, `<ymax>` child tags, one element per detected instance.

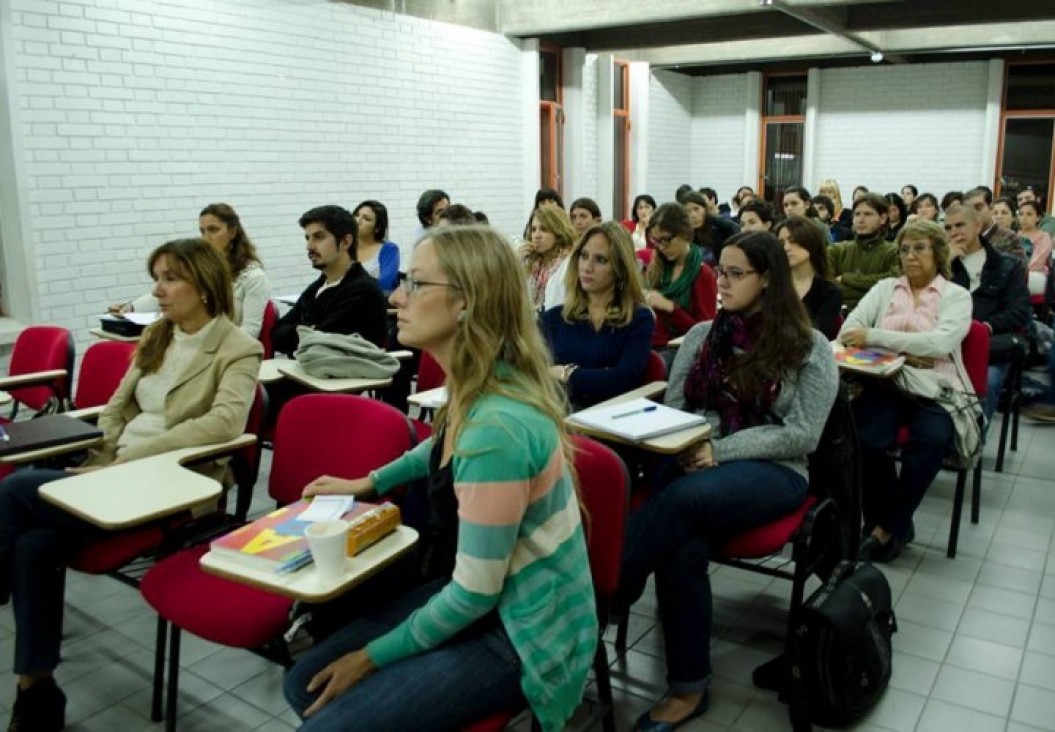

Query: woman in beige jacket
<box><xmin>0</xmin><ymin>238</ymin><xmax>262</xmax><ymax>732</ymax></box>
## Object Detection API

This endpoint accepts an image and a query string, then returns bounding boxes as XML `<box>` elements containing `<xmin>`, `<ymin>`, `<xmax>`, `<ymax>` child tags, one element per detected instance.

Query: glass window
<box><xmin>1006</xmin><ymin>64</ymin><xmax>1055</xmax><ymax>111</ymax></box>
<box><xmin>540</xmin><ymin>49</ymin><xmax>560</xmax><ymax>103</ymax></box>
<box><xmin>765</xmin><ymin>75</ymin><xmax>807</xmax><ymax>116</ymax></box>
<box><xmin>613</xmin><ymin>117</ymin><xmax>629</xmax><ymax>219</ymax></box>
<box><xmin>614</xmin><ymin>63</ymin><xmax>628</xmax><ymax>111</ymax></box>
<box><xmin>763</xmin><ymin>122</ymin><xmax>804</xmax><ymax>205</ymax></box>
<box><xmin>999</xmin><ymin>117</ymin><xmax>1053</xmax><ymax>203</ymax></box>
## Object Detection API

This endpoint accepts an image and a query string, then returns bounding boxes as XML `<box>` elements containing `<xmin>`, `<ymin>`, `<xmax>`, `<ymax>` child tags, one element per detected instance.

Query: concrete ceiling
<box><xmin>498</xmin><ymin>0</ymin><xmax>1055</xmax><ymax>74</ymax></box>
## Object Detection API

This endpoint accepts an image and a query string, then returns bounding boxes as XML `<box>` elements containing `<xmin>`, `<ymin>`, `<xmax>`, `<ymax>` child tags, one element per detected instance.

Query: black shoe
<box><xmin>633</xmin><ymin>692</ymin><xmax>710</xmax><ymax>731</ymax></box>
<box><xmin>859</xmin><ymin>534</ymin><xmax>903</xmax><ymax>564</ymax></box>
<box><xmin>8</xmin><ymin>678</ymin><xmax>66</xmax><ymax>732</ymax></box>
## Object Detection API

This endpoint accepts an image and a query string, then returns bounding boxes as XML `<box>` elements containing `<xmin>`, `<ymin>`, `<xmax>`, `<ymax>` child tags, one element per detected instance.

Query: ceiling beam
<box><xmin>769</xmin><ymin>0</ymin><xmax>906</xmax><ymax>63</ymax></box>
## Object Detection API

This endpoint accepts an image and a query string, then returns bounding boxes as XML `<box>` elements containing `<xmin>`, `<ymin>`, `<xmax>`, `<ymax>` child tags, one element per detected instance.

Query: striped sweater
<box><xmin>366</xmin><ymin>393</ymin><xmax>597</xmax><ymax>731</ymax></box>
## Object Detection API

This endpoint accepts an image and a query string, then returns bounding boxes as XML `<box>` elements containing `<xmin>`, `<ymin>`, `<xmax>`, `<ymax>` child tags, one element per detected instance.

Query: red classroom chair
<box><xmin>259</xmin><ymin>300</ymin><xmax>279</xmax><ymax>360</ymax></box>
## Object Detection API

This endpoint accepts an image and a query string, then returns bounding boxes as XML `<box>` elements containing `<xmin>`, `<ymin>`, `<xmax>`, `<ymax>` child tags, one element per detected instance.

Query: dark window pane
<box><xmin>763</xmin><ymin>122</ymin><xmax>804</xmax><ymax>205</ymax></box>
<box><xmin>614</xmin><ymin>64</ymin><xmax>627</xmax><ymax>111</ymax></box>
<box><xmin>999</xmin><ymin>117</ymin><xmax>1053</xmax><ymax>204</ymax></box>
<box><xmin>765</xmin><ymin>75</ymin><xmax>807</xmax><ymax>116</ymax></box>
<box><xmin>1006</xmin><ymin>64</ymin><xmax>1055</xmax><ymax>111</ymax></box>
<box><xmin>613</xmin><ymin>117</ymin><xmax>629</xmax><ymax>219</ymax></box>
<box><xmin>540</xmin><ymin>50</ymin><xmax>560</xmax><ymax>103</ymax></box>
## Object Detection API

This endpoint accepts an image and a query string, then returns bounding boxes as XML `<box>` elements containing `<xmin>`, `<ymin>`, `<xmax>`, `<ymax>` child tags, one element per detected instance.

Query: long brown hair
<box><xmin>524</xmin><ymin>206</ymin><xmax>577</xmax><ymax>269</ymax></box>
<box><xmin>721</xmin><ymin>232</ymin><xmax>814</xmax><ymax>400</ymax></box>
<box><xmin>774</xmin><ymin>216</ymin><xmax>831</xmax><ymax>279</ymax></box>
<box><xmin>644</xmin><ymin>202</ymin><xmax>694</xmax><ymax>289</ymax></box>
<box><xmin>561</xmin><ymin>222</ymin><xmax>645</xmax><ymax>327</ymax></box>
<box><xmin>136</xmin><ymin>239</ymin><xmax>234</xmax><ymax>374</ymax></box>
<box><xmin>199</xmin><ymin>203</ymin><xmax>260</xmax><ymax>277</ymax></box>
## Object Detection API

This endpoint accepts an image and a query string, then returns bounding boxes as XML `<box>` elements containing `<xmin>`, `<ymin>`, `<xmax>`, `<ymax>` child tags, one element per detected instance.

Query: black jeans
<box><xmin>0</xmin><ymin>469</ymin><xmax>103</xmax><ymax>675</ymax></box>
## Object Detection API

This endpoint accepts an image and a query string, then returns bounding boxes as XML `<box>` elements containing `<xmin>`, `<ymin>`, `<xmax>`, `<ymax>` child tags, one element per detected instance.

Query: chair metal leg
<box><xmin>948</xmin><ymin>470</ymin><xmax>966</xmax><ymax>558</ymax></box>
<box><xmin>151</xmin><ymin>617</ymin><xmax>167</xmax><ymax>722</ymax></box>
<box><xmin>996</xmin><ymin>403</ymin><xmax>1012</xmax><ymax>473</ymax></box>
<box><xmin>971</xmin><ymin>463</ymin><xmax>982</xmax><ymax>525</ymax></box>
<box><xmin>614</xmin><ymin>615</ymin><xmax>629</xmax><ymax>654</ymax></box>
<box><xmin>593</xmin><ymin>642</ymin><xmax>616</xmax><ymax>732</ymax></box>
<box><xmin>165</xmin><ymin>625</ymin><xmax>182</xmax><ymax>732</ymax></box>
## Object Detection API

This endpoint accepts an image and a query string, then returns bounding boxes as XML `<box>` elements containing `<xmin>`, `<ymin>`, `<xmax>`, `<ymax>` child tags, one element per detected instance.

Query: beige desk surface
<box><xmin>0</xmin><ymin>391</ymin><xmax>10</xmax><ymax>407</ymax></box>
<box><xmin>0</xmin><ymin>435</ymin><xmax>104</xmax><ymax>466</ymax></box>
<box><xmin>565</xmin><ymin>381</ymin><xmax>711</xmax><ymax>454</ymax></box>
<box><xmin>259</xmin><ymin>359</ymin><xmax>399</xmax><ymax>391</ymax></box>
<box><xmin>407</xmin><ymin>386</ymin><xmax>446</xmax><ymax>408</ymax></box>
<box><xmin>89</xmin><ymin>327</ymin><xmax>140</xmax><ymax>343</ymax></box>
<box><xmin>39</xmin><ymin>434</ymin><xmax>256</xmax><ymax>529</ymax></box>
<box><xmin>201</xmin><ymin>525</ymin><xmax>419</xmax><ymax>603</ymax></box>
<box><xmin>667</xmin><ymin>335</ymin><xmax>685</xmax><ymax>348</ymax></box>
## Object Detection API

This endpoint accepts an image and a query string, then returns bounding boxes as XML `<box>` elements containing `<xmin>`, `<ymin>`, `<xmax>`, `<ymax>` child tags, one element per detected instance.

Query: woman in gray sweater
<box><xmin>617</xmin><ymin>231</ymin><xmax>838</xmax><ymax>731</ymax></box>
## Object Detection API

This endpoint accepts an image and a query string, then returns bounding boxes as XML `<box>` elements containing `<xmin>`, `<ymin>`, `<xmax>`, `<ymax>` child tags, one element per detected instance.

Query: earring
<box><xmin>202</xmin><ymin>295</ymin><xmax>208</xmax><ymax>304</ymax></box>
<box><xmin>457</xmin><ymin>311</ymin><xmax>466</xmax><ymax>323</ymax></box>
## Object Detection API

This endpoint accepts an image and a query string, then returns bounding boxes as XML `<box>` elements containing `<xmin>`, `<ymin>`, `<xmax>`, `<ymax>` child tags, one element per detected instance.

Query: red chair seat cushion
<box><xmin>69</xmin><ymin>525</ymin><xmax>167</xmax><ymax>574</ymax></box>
<box><xmin>413</xmin><ymin>419</ymin><xmax>433</xmax><ymax>442</ymax></box>
<box><xmin>141</xmin><ymin>545</ymin><xmax>292</xmax><ymax>649</ymax></box>
<box><xmin>719</xmin><ymin>495</ymin><xmax>817</xmax><ymax>558</ymax></box>
<box><xmin>1031</xmin><ymin>294</ymin><xmax>1045</xmax><ymax>306</ymax></box>
<box><xmin>462</xmin><ymin>713</ymin><xmax>516</xmax><ymax>732</ymax></box>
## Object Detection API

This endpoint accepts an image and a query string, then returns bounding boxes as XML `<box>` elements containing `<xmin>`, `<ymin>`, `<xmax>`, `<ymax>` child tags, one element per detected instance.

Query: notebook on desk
<box><xmin>567</xmin><ymin>397</ymin><xmax>708</xmax><ymax>442</ymax></box>
<box><xmin>0</xmin><ymin>415</ymin><xmax>103</xmax><ymax>458</ymax></box>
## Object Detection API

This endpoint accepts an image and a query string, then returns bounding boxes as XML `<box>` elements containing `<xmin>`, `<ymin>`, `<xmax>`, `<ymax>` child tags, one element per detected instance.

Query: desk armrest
<box><xmin>387</xmin><ymin>350</ymin><xmax>413</xmax><ymax>360</ymax></box>
<box><xmin>63</xmin><ymin>406</ymin><xmax>104</xmax><ymax>423</ymax></box>
<box><xmin>171</xmin><ymin>433</ymin><xmax>258</xmax><ymax>467</ymax></box>
<box><xmin>0</xmin><ymin>370</ymin><xmax>67</xmax><ymax>391</ymax></box>
<box><xmin>638</xmin><ymin>381</ymin><xmax>668</xmax><ymax>402</ymax></box>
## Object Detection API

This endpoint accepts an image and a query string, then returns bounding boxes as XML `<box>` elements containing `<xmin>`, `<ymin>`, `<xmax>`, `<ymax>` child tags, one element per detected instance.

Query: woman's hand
<box><xmin>303</xmin><ymin>474</ymin><xmax>373</xmax><ymax>498</ymax></box>
<box><xmin>107</xmin><ymin>302</ymin><xmax>130</xmax><ymax>315</ymax></box>
<box><xmin>645</xmin><ymin>290</ymin><xmax>674</xmax><ymax>312</ymax></box>
<box><xmin>677</xmin><ymin>440</ymin><xmax>715</xmax><ymax>473</ymax></box>
<box><xmin>839</xmin><ymin>328</ymin><xmax>869</xmax><ymax>348</ymax></box>
<box><xmin>303</xmin><ymin>648</ymin><xmax>377</xmax><ymax>717</ymax></box>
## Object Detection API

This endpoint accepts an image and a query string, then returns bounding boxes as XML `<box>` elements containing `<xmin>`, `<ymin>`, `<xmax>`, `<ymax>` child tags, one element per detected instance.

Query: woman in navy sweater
<box><xmin>541</xmin><ymin>222</ymin><xmax>655</xmax><ymax>409</ymax></box>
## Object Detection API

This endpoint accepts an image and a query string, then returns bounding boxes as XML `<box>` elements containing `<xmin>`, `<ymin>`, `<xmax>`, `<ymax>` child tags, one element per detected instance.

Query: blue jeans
<box><xmin>854</xmin><ymin>383</ymin><xmax>954</xmax><ymax>539</ymax></box>
<box><xmin>0</xmin><ymin>469</ymin><xmax>103</xmax><ymax>675</ymax></box>
<box><xmin>617</xmin><ymin>460</ymin><xmax>808</xmax><ymax>694</ymax></box>
<box><xmin>984</xmin><ymin>363</ymin><xmax>1010</xmax><ymax>427</ymax></box>
<box><xmin>284</xmin><ymin>577</ymin><xmax>526</xmax><ymax>730</ymax></box>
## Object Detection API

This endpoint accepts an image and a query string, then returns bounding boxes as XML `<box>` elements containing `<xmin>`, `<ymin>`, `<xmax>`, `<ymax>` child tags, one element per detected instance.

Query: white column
<box><xmin>982</xmin><ymin>58</ymin><xmax>1005</xmax><ymax>190</ymax></box>
<box><xmin>803</xmin><ymin>67</ymin><xmax>821</xmax><ymax>189</ymax></box>
<box><xmin>561</xmin><ymin>48</ymin><xmax>586</xmax><ymax>201</ymax></box>
<box><xmin>743</xmin><ymin>71</ymin><xmax>762</xmax><ymax>191</ymax></box>
<box><xmin>520</xmin><ymin>38</ymin><xmax>541</xmax><ymax>213</ymax></box>
<box><xmin>629</xmin><ymin>61</ymin><xmax>651</xmax><ymax>212</ymax></box>
<box><xmin>596</xmin><ymin>54</ymin><xmax>615</xmax><ymax>220</ymax></box>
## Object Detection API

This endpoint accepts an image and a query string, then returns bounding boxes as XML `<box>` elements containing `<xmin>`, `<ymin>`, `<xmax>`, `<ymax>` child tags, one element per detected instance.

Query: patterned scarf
<box><xmin>658</xmin><ymin>244</ymin><xmax>704</xmax><ymax>309</ymax></box>
<box><xmin>527</xmin><ymin>253</ymin><xmax>565</xmax><ymax>309</ymax></box>
<box><xmin>683</xmin><ymin>310</ymin><xmax>781</xmax><ymax>436</ymax></box>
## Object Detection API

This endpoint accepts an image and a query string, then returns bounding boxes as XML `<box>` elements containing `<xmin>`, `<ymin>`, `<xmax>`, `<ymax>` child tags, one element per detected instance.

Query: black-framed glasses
<box><xmin>651</xmin><ymin>234</ymin><xmax>676</xmax><ymax>247</ymax></box>
<box><xmin>400</xmin><ymin>276</ymin><xmax>462</xmax><ymax>296</ymax></box>
<box><xmin>715</xmin><ymin>265</ymin><xmax>757</xmax><ymax>282</ymax></box>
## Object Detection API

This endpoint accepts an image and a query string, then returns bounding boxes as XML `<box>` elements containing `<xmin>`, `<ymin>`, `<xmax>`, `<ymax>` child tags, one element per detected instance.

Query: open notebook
<box><xmin>567</xmin><ymin>397</ymin><xmax>708</xmax><ymax>442</ymax></box>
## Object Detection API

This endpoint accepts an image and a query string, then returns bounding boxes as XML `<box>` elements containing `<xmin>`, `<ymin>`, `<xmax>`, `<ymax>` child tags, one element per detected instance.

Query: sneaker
<box><xmin>8</xmin><ymin>677</ymin><xmax>66</xmax><ymax>732</ymax></box>
<box><xmin>1023</xmin><ymin>403</ymin><xmax>1055</xmax><ymax>423</ymax></box>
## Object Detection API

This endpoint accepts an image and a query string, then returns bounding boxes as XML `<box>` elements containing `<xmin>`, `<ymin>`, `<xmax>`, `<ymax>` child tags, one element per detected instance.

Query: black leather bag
<box><xmin>788</xmin><ymin>561</ymin><xmax>896</xmax><ymax>729</ymax></box>
<box><xmin>988</xmin><ymin>332</ymin><xmax>1028</xmax><ymax>364</ymax></box>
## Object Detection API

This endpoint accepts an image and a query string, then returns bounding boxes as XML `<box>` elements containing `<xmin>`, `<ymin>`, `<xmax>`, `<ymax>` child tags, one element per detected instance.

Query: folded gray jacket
<box><xmin>295</xmin><ymin>327</ymin><xmax>400</xmax><ymax>379</ymax></box>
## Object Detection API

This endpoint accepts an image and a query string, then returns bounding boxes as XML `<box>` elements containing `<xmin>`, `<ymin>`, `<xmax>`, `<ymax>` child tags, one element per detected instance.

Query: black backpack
<box><xmin>788</xmin><ymin>561</ymin><xmax>897</xmax><ymax>730</ymax></box>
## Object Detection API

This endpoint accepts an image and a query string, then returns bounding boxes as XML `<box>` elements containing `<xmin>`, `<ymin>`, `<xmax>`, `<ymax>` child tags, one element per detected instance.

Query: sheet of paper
<box><xmin>122</xmin><ymin>312</ymin><xmax>161</xmax><ymax>326</ymax></box>
<box><xmin>299</xmin><ymin>494</ymin><xmax>355</xmax><ymax>523</ymax></box>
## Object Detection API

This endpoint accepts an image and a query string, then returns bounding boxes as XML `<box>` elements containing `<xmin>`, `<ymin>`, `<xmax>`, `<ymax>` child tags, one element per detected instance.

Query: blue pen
<box><xmin>612</xmin><ymin>405</ymin><xmax>658</xmax><ymax>419</ymax></box>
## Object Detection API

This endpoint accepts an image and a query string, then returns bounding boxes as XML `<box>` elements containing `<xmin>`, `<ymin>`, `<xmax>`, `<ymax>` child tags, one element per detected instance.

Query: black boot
<box><xmin>8</xmin><ymin>677</ymin><xmax>66</xmax><ymax>732</ymax></box>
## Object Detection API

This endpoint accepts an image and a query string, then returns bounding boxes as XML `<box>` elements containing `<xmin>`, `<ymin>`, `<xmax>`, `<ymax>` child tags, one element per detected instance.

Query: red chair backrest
<box><xmin>73</xmin><ymin>340</ymin><xmax>136</xmax><ymax>409</ymax></box>
<box><xmin>642</xmin><ymin>351</ymin><xmax>666</xmax><ymax>384</ymax></box>
<box><xmin>572</xmin><ymin>435</ymin><xmax>628</xmax><ymax>597</ymax></box>
<box><xmin>635</xmin><ymin>249</ymin><xmax>653</xmax><ymax>268</ymax></box>
<box><xmin>259</xmin><ymin>300</ymin><xmax>279</xmax><ymax>360</ymax></box>
<box><xmin>962</xmin><ymin>320</ymin><xmax>991</xmax><ymax>397</ymax></box>
<box><xmin>8</xmin><ymin>326</ymin><xmax>74</xmax><ymax>410</ymax></box>
<box><xmin>269</xmin><ymin>394</ymin><xmax>414</xmax><ymax>504</ymax></box>
<box><xmin>417</xmin><ymin>351</ymin><xmax>446</xmax><ymax>393</ymax></box>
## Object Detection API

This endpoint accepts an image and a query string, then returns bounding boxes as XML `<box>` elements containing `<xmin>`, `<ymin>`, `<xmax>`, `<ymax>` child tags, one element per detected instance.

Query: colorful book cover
<box><xmin>210</xmin><ymin>501</ymin><xmax>315</xmax><ymax>568</ymax></box>
<box><xmin>833</xmin><ymin>346</ymin><xmax>905</xmax><ymax>375</ymax></box>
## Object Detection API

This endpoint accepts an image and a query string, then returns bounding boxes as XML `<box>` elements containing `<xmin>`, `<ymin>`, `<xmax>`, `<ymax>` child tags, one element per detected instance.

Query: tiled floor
<box><xmin>2</xmin><ymin>415</ymin><xmax>1055</xmax><ymax>730</ymax></box>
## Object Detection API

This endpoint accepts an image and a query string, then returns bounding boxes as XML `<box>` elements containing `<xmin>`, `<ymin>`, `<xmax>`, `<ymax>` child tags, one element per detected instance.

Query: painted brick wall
<box><xmin>813</xmin><ymin>61</ymin><xmax>990</xmax><ymax>198</ymax></box>
<box><xmin>690</xmin><ymin>73</ymin><xmax>749</xmax><ymax>207</ymax></box>
<box><xmin>6</xmin><ymin>0</ymin><xmax>528</xmax><ymax>341</ymax></box>
<box><xmin>647</xmin><ymin>69</ymin><xmax>693</xmax><ymax>204</ymax></box>
<box><xmin>581</xmin><ymin>53</ymin><xmax>599</xmax><ymax>207</ymax></box>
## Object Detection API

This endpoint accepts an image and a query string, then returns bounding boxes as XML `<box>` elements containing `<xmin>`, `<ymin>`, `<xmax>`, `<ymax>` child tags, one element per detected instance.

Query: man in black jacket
<box><xmin>946</xmin><ymin>204</ymin><xmax>1031</xmax><ymax>426</ymax></box>
<box><xmin>271</xmin><ymin>205</ymin><xmax>388</xmax><ymax>355</ymax></box>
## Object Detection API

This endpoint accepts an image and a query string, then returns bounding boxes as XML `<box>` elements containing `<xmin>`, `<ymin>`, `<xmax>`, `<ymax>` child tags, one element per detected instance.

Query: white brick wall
<box><xmin>5</xmin><ymin>0</ymin><xmax>529</xmax><ymax>345</ymax></box>
<box><xmin>690</xmin><ymin>73</ymin><xmax>750</xmax><ymax>207</ymax></box>
<box><xmin>581</xmin><ymin>53</ymin><xmax>599</xmax><ymax>204</ymax></box>
<box><xmin>647</xmin><ymin>69</ymin><xmax>693</xmax><ymax>204</ymax></box>
<box><xmin>813</xmin><ymin>61</ymin><xmax>990</xmax><ymax>198</ymax></box>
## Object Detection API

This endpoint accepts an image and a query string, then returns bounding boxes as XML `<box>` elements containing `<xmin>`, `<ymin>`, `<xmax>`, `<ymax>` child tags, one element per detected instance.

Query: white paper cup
<box><xmin>304</xmin><ymin>519</ymin><xmax>349</xmax><ymax>579</ymax></box>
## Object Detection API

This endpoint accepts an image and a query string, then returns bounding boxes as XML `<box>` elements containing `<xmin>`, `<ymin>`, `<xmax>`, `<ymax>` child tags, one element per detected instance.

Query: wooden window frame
<box><xmin>613</xmin><ymin>59</ymin><xmax>631</xmax><ymax>221</ymax></box>
<box><xmin>539</xmin><ymin>44</ymin><xmax>564</xmax><ymax>196</ymax></box>
<box><xmin>995</xmin><ymin>61</ymin><xmax>1055</xmax><ymax>208</ymax></box>
<box><xmin>758</xmin><ymin>72</ymin><xmax>807</xmax><ymax>203</ymax></box>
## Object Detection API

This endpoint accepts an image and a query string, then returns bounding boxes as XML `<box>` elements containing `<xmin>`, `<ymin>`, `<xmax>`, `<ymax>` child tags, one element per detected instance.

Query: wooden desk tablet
<box><xmin>564</xmin><ymin>381</ymin><xmax>711</xmax><ymax>454</ymax></box>
<box><xmin>0</xmin><ymin>391</ymin><xmax>11</xmax><ymax>407</ymax></box>
<box><xmin>200</xmin><ymin>525</ymin><xmax>419</xmax><ymax>603</ymax></box>
<box><xmin>258</xmin><ymin>358</ymin><xmax>288</xmax><ymax>384</ymax></box>
<box><xmin>667</xmin><ymin>335</ymin><xmax>685</xmax><ymax>348</ymax></box>
<box><xmin>407</xmin><ymin>386</ymin><xmax>447</xmax><ymax>409</ymax></box>
<box><xmin>89</xmin><ymin>327</ymin><xmax>141</xmax><ymax>343</ymax></box>
<box><xmin>276</xmin><ymin>361</ymin><xmax>392</xmax><ymax>393</ymax></box>
<box><xmin>39</xmin><ymin>434</ymin><xmax>256</xmax><ymax>529</ymax></box>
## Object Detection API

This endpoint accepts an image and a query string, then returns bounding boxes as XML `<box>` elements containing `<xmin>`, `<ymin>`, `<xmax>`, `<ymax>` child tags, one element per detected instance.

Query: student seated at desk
<box><xmin>839</xmin><ymin>219</ymin><xmax>974</xmax><ymax>563</ymax></box>
<box><xmin>615</xmin><ymin>231</ymin><xmax>836</xmax><ymax>731</ymax></box>
<box><xmin>270</xmin><ymin>205</ymin><xmax>388</xmax><ymax>356</ymax></box>
<box><xmin>352</xmin><ymin>200</ymin><xmax>400</xmax><ymax>295</ymax></box>
<box><xmin>283</xmin><ymin>225</ymin><xmax>597</xmax><ymax>731</ymax></box>
<box><xmin>0</xmin><ymin>238</ymin><xmax>262</xmax><ymax>732</ymax></box>
<box><xmin>774</xmin><ymin>215</ymin><xmax>843</xmax><ymax>339</ymax></box>
<box><xmin>541</xmin><ymin>221</ymin><xmax>655</xmax><ymax>409</ymax></box>
<box><xmin>110</xmin><ymin>203</ymin><xmax>272</xmax><ymax>338</ymax></box>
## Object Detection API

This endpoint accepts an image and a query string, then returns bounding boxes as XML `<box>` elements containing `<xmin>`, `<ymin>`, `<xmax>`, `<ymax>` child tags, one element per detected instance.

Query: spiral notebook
<box><xmin>567</xmin><ymin>398</ymin><xmax>708</xmax><ymax>442</ymax></box>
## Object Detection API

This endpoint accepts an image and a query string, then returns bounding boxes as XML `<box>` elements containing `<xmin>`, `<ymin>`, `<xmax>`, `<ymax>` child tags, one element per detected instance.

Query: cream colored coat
<box><xmin>87</xmin><ymin>315</ymin><xmax>263</xmax><ymax>482</ymax></box>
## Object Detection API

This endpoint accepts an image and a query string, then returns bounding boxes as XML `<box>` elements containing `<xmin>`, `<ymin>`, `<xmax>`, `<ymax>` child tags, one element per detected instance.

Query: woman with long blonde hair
<box><xmin>521</xmin><ymin>204</ymin><xmax>577</xmax><ymax>311</ymax></box>
<box><xmin>286</xmin><ymin>225</ymin><xmax>597</xmax><ymax>731</ymax></box>
<box><xmin>819</xmin><ymin>178</ymin><xmax>853</xmax><ymax>231</ymax></box>
<box><xmin>542</xmin><ymin>221</ymin><xmax>655</xmax><ymax>408</ymax></box>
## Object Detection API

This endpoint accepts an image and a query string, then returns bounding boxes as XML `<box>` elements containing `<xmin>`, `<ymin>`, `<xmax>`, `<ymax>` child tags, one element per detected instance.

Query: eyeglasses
<box><xmin>651</xmin><ymin>234</ymin><xmax>676</xmax><ymax>247</ymax></box>
<box><xmin>715</xmin><ymin>265</ymin><xmax>757</xmax><ymax>282</ymax></box>
<box><xmin>898</xmin><ymin>244</ymin><xmax>933</xmax><ymax>257</ymax></box>
<box><xmin>399</xmin><ymin>276</ymin><xmax>462</xmax><ymax>296</ymax></box>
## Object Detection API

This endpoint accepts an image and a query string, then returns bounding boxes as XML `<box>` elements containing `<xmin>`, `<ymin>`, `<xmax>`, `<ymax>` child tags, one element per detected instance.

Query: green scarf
<box><xmin>659</xmin><ymin>244</ymin><xmax>704</xmax><ymax>309</ymax></box>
